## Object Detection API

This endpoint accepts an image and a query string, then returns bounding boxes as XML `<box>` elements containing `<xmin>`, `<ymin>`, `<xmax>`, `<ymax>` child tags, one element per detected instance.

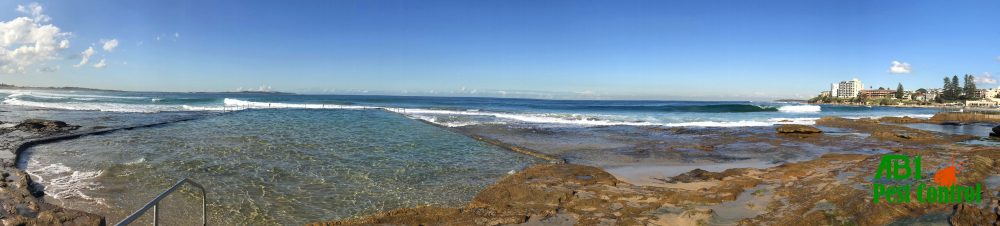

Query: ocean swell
<box><xmin>0</xmin><ymin>91</ymin><xmax>845</xmax><ymax>128</ymax></box>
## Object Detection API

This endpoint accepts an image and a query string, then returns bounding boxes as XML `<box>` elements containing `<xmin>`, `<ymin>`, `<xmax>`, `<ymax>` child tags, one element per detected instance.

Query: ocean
<box><xmin>0</xmin><ymin>89</ymin><xmax>951</xmax><ymax>225</ymax></box>
<box><xmin>0</xmin><ymin>89</ymin><xmax>941</xmax><ymax>127</ymax></box>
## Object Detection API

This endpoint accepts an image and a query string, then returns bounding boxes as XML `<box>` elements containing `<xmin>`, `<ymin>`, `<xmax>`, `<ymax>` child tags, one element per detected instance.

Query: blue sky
<box><xmin>0</xmin><ymin>0</ymin><xmax>998</xmax><ymax>100</ymax></box>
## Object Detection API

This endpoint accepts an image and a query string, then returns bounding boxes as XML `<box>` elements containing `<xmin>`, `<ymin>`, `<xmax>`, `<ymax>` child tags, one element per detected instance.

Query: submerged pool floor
<box><xmin>21</xmin><ymin>109</ymin><xmax>541</xmax><ymax>225</ymax></box>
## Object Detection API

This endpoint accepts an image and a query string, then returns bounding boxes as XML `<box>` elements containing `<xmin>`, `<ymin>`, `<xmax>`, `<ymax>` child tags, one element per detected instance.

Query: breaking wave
<box><xmin>0</xmin><ymin>90</ymin><xmax>877</xmax><ymax>128</ymax></box>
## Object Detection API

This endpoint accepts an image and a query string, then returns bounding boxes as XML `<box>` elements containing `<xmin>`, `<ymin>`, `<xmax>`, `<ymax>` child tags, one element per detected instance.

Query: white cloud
<box><xmin>174</xmin><ymin>32</ymin><xmax>180</xmax><ymax>38</ymax></box>
<box><xmin>16</xmin><ymin>3</ymin><xmax>50</xmax><ymax>23</ymax></box>
<box><xmin>888</xmin><ymin>60</ymin><xmax>911</xmax><ymax>74</ymax></box>
<box><xmin>92</xmin><ymin>58</ymin><xmax>106</xmax><ymax>69</ymax></box>
<box><xmin>0</xmin><ymin>3</ymin><xmax>71</xmax><ymax>73</ymax></box>
<box><xmin>976</xmin><ymin>72</ymin><xmax>997</xmax><ymax>84</ymax></box>
<box><xmin>996</xmin><ymin>56</ymin><xmax>1000</xmax><ymax>62</ymax></box>
<box><xmin>74</xmin><ymin>47</ymin><xmax>95</xmax><ymax>67</ymax></box>
<box><xmin>37</xmin><ymin>65</ymin><xmax>58</xmax><ymax>72</ymax></box>
<box><xmin>102</xmin><ymin>39</ymin><xmax>118</xmax><ymax>52</ymax></box>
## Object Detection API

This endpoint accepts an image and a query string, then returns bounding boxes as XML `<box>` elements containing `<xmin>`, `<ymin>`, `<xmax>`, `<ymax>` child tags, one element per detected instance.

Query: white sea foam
<box><xmin>223</xmin><ymin>98</ymin><xmax>371</xmax><ymax>109</ymax></box>
<box><xmin>125</xmin><ymin>157</ymin><xmax>146</xmax><ymax>165</ymax></box>
<box><xmin>390</xmin><ymin>108</ymin><xmax>660</xmax><ymax>126</ymax></box>
<box><xmin>215</xmin><ymin>99</ymin><xmax>826</xmax><ymax>128</ymax></box>
<box><xmin>843</xmin><ymin>114</ymin><xmax>935</xmax><ymax>120</ymax></box>
<box><xmin>0</xmin><ymin>90</ymin><xmax>148</xmax><ymax>100</ymax></box>
<box><xmin>777</xmin><ymin>105</ymin><xmax>821</xmax><ymax>113</ymax></box>
<box><xmin>392</xmin><ymin>107</ymin><xmax>825</xmax><ymax>127</ymax></box>
<box><xmin>25</xmin><ymin>162</ymin><xmax>108</xmax><ymax>207</ymax></box>
<box><xmin>2</xmin><ymin>97</ymin><xmax>174</xmax><ymax>112</ymax></box>
<box><xmin>0</xmin><ymin>93</ymin><xmax>906</xmax><ymax>128</ymax></box>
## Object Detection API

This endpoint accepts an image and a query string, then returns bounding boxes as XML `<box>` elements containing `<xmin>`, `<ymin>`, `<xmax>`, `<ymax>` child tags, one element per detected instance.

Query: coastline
<box><xmin>312</xmin><ymin>114</ymin><xmax>1000</xmax><ymax>225</ymax></box>
<box><xmin>815</xmin><ymin>101</ymin><xmax>1000</xmax><ymax>114</ymax></box>
<box><xmin>3</xmin><ymin>107</ymin><xmax>1000</xmax><ymax>225</ymax></box>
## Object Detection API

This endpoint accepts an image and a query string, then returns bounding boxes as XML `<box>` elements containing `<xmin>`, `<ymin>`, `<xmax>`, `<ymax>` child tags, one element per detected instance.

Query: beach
<box><xmin>1</xmin><ymin>89</ymin><xmax>999</xmax><ymax>225</ymax></box>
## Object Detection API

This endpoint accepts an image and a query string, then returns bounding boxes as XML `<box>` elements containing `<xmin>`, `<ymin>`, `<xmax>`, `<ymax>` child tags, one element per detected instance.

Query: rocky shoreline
<box><xmin>0</xmin><ymin>115</ymin><xmax>207</xmax><ymax>225</ymax></box>
<box><xmin>312</xmin><ymin>115</ymin><xmax>1000</xmax><ymax>225</ymax></box>
<box><xmin>0</xmin><ymin>119</ymin><xmax>105</xmax><ymax>225</ymax></box>
<box><xmin>5</xmin><ymin>111</ymin><xmax>1000</xmax><ymax>225</ymax></box>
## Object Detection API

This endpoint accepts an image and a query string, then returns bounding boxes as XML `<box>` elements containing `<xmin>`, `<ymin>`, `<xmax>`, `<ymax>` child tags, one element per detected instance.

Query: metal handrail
<box><xmin>115</xmin><ymin>178</ymin><xmax>207</xmax><ymax>226</ymax></box>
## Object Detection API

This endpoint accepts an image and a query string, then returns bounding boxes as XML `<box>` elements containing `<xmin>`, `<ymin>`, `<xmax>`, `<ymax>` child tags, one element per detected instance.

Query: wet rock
<box><xmin>30</xmin><ymin>190</ymin><xmax>44</xmax><ymax>198</ymax></box>
<box><xmin>948</xmin><ymin>203</ymin><xmax>999</xmax><ymax>226</ymax></box>
<box><xmin>879</xmin><ymin>116</ymin><xmax>927</xmax><ymax>124</ymax></box>
<box><xmin>775</xmin><ymin>125</ymin><xmax>822</xmax><ymax>134</ymax></box>
<box><xmin>661</xmin><ymin>168</ymin><xmax>747</xmax><ymax>183</ymax></box>
<box><xmin>930</xmin><ymin>112</ymin><xmax>1000</xmax><ymax>123</ymax></box>
<box><xmin>310</xmin><ymin>164</ymin><xmax>621</xmax><ymax>226</ymax></box>
<box><xmin>14</xmin><ymin>119</ymin><xmax>80</xmax><ymax>133</ymax></box>
<box><xmin>816</xmin><ymin>116</ymin><xmax>974</xmax><ymax>144</ymax></box>
<box><xmin>2</xmin><ymin>208</ymin><xmax>106</xmax><ymax>226</ymax></box>
<box><xmin>991</xmin><ymin>125</ymin><xmax>1000</xmax><ymax>137</ymax></box>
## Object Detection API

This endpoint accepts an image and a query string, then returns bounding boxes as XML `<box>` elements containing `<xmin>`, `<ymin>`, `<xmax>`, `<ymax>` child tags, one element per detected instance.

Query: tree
<box><xmin>943</xmin><ymin>77</ymin><xmax>953</xmax><ymax>101</ymax></box>
<box><xmin>916</xmin><ymin>88</ymin><xmax>927</xmax><ymax>94</ymax></box>
<box><xmin>964</xmin><ymin>74</ymin><xmax>978</xmax><ymax>100</ymax></box>
<box><xmin>951</xmin><ymin>75</ymin><xmax>961</xmax><ymax>100</ymax></box>
<box><xmin>895</xmin><ymin>83</ymin><xmax>904</xmax><ymax>99</ymax></box>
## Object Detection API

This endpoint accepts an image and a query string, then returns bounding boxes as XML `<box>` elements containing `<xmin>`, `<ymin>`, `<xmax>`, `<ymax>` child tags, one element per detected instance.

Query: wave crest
<box><xmin>777</xmin><ymin>105</ymin><xmax>821</xmax><ymax>113</ymax></box>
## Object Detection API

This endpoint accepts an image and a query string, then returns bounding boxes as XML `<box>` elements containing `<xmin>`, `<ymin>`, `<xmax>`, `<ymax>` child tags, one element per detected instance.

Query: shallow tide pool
<box><xmin>21</xmin><ymin>109</ymin><xmax>541</xmax><ymax>225</ymax></box>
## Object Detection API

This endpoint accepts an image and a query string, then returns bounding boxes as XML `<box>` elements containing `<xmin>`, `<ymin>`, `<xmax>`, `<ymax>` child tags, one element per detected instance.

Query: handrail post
<box><xmin>153</xmin><ymin>204</ymin><xmax>158</xmax><ymax>226</ymax></box>
<box><xmin>202</xmin><ymin>188</ymin><xmax>207</xmax><ymax>226</ymax></box>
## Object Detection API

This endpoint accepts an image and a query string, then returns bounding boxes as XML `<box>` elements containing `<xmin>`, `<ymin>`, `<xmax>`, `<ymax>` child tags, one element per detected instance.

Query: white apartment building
<box><xmin>832</xmin><ymin>78</ymin><xmax>863</xmax><ymax>99</ymax></box>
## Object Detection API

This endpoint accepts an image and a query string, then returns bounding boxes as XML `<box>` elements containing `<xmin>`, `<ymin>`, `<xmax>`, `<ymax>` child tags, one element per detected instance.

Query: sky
<box><xmin>0</xmin><ymin>0</ymin><xmax>998</xmax><ymax>100</ymax></box>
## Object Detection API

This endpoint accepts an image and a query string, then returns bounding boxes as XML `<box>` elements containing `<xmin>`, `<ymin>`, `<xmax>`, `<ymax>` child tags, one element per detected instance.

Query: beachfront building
<box><xmin>925</xmin><ymin>89</ymin><xmax>942</xmax><ymax>101</ymax></box>
<box><xmin>974</xmin><ymin>88</ymin><xmax>1000</xmax><ymax>100</ymax></box>
<box><xmin>986</xmin><ymin>88</ymin><xmax>1000</xmax><ymax>100</ymax></box>
<box><xmin>860</xmin><ymin>89</ymin><xmax>895</xmax><ymax>99</ymax></box>
<box><xmin>962</xmin><ymin>89</ymin><xmax>1000</xmax><ymax>108</ymax></box>
<box><xmin>819</xmin><ymin>91</ymin><xmax>831</xmax><ymax>97</ymax></box>
<box><xmin>966</xmin><ymin>100</ymin><xmax>998</xmax><ymax>108</ymax></box>
<box><xmin>832</xmin><ymin>79</ymin><xmax>863</xmax><ymax>99</ymax></box>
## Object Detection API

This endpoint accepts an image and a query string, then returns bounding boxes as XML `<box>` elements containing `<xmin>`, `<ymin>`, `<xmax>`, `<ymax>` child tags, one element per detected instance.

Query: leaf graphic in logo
<box><xmin>933</xmin><ymin>165</ymin><xmax>958</xmax><ymax>187</ymax></box>
<box><xmin>933</xmin><ymin>155</ymin><xmax>963</xmax><ymax>187</ymax></box>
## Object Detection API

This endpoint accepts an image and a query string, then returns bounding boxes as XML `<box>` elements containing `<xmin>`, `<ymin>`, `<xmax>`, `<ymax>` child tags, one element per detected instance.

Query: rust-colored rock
<box><xmin>930</xmin><ymin>112</ymin><xmax>1000</xmax><ymax>123</ymax></box>
<box><xmin>14</xmin><ymin>119</ymin><xmax>80</xmax><ymax>133</ymax></box>
<box><xmin>815</xmin><ymin>116</ymin><xmax>974</xmax><ymax>144</ymax></box>
<box><xmin>775</xmin><ymin>124</ymin><xmax>822</xmax><ymax>134</ymax></box>
<box><xmin>949</xmin><ymin>203</ymin><xmax>999</xmax><ymax>226</ymax></box>
<box><xmin>309</xmin><ymin>164</ymin><xmax>622</xmax><ymax>226</ymax></box>
<box><xmin>878</xmin><ymin>116</ymin><xmax>927</xmax><ymax>124</ymax></box>
<box><xmin>659</xmin><ymin>168</ymin><xmax>748</xmax><ymax>183</ymax></box>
